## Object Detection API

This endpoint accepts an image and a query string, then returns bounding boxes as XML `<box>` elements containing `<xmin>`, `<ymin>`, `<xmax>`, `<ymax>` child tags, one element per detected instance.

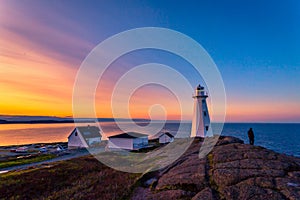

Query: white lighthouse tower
<box><xmin>191</xmin><ymin>84</ymin><xmax>211</xmax><ymax>138</ymax></box>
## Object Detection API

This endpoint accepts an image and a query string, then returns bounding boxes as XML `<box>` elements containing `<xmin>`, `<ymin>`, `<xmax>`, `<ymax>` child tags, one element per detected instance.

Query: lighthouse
<box><xmin>191</xmin><ymin>84</ymin><xmax>211</xmax><ymax>138</ymax></box>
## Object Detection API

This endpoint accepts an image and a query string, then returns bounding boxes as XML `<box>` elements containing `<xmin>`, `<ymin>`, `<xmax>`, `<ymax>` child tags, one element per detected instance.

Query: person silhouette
<box><xmin>248</xmin><ymin>128</ymin><xmax>254</xmax><ymax>145</ymax></box>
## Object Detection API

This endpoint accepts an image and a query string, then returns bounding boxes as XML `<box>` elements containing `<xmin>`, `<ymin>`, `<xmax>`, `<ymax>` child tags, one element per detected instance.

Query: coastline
<box><xmin>1</xmin><ymin>136</ymin><xmax>299</xmax><ymax>199</ymax></box>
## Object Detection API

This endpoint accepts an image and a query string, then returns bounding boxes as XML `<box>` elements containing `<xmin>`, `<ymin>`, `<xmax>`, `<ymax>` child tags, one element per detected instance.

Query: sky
<box><xmin>0</xmin><ymin>0</ymin><xmax>300</xmax><ymax>122</ymax></box>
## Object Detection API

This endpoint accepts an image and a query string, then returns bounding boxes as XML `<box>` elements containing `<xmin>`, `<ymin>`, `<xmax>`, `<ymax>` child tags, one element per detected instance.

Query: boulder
<box><xmin>132</xmin><ymin>136</ymin><xmax>300</xmax><ymax>200</ymax></box>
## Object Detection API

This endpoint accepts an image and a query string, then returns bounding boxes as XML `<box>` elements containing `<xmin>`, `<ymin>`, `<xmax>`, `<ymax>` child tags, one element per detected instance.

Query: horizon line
<box><xmin>0</xmin><ymin>114</ymin><xmax>299</xmax><ymax>124</ymax></box>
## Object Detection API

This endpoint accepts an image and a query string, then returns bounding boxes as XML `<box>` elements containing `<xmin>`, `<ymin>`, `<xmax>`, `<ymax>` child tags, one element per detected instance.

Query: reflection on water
<box><xmin>0</xmin><ymin>123</ymin><xmax>75</xmax><ymax>146</ymax></box>
<box><xmin>0</xmin><ymin>122</ymin><xmax>189</xmax><ymax>146</ymax></box>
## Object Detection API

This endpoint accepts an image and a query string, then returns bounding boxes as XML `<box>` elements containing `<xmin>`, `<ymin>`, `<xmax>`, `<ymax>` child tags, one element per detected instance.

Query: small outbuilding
<box><xmin>159</xmin><ymin>132</ymin><xmax>174</xmax><ymax>144</ymax></box>
<box><xmin>68</xmin><ymin>126</ymin><xmax>101</xmax><ymax>149</ymax></box>
<box><xmin>108</xmin><ymin>132</ymin><xmax>148</xmax><ymax>150</ymax></box>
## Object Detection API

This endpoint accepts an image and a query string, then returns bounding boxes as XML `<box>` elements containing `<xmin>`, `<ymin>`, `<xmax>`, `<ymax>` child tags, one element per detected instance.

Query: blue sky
<box><xmin>1</xmin><ymin>0</ymin><xmax>300</xmax><ymax>122</ymax></box>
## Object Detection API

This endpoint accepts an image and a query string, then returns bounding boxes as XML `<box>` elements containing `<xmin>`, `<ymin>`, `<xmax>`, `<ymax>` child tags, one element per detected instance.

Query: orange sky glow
<box><xmin>1</xmin><ymin>1</ymin><xmax>299</xmax><ymax>123</ymax></box>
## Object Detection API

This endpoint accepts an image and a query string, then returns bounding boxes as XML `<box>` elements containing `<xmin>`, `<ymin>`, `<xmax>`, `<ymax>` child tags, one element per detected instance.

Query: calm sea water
<box><xmin>221</xmin><ymin>123</ymin><xmax>300</xmax><ymax>157</ymax></box>
<box><xmin>0</xmin><ymin>122</ymin><xmax>299</xmax><ymax>157</ymax></box>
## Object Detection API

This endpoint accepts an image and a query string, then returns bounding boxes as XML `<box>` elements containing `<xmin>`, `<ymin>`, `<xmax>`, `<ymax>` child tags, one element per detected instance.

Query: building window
<box><xmin>75</xmin><ymin>132</ymin><xmax>78</xmax><ymax>136</ymax></box>
<box><xmin>206</xmin><ymin>126</ymin><xmax>209</xmax><ymax>131</ymax></box>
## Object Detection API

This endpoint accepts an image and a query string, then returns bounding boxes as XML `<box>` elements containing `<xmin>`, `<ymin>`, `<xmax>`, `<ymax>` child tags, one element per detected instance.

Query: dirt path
<box><xmin>0</xmin><ymin>150</ymin><xmax>90</xmax><ymax>173</ymax></box>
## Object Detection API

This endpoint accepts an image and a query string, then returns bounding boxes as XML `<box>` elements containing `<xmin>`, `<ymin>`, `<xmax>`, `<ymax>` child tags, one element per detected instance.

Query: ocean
<box><xmin>221</xmin><ymin>123</ymin><xmax>300</xmax><ymax>157</ymax></box>
<box><xmin>0</xmin><ymin>122</ymin><xmax>299</xmax><ymax>157</ymax></box>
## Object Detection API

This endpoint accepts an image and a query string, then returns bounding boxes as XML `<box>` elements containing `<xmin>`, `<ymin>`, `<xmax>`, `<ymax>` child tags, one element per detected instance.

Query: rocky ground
<box><xmin>131</xmin><ymin>136</ymin><xmax>300</xmax><ymax>200</ymax></box>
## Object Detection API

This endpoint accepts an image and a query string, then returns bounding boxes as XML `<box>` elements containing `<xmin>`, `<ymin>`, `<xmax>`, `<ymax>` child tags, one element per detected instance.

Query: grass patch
<box><xmin>0</xmin><ymin>155</ymin><xmax>141</xmax><ymax>200</ymax></box>
<box><xmin>0</xmin><ymin>154</ymin><xmax>56</xmax><ymax>169</ymax></box>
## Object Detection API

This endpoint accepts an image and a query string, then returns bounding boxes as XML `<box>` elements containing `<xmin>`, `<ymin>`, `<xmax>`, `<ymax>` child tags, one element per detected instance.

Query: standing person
<box><xmin>248</xmin><ymin>128</ymin><xmax>254</xmax><ymax>145</ymax></box>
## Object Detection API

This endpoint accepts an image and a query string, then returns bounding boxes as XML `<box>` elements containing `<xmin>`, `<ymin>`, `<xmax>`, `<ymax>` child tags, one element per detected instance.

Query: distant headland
<box><xmin>0</xmin><ymin>115</ymin><xmax>151</xmax><ymax>124</ymax></box>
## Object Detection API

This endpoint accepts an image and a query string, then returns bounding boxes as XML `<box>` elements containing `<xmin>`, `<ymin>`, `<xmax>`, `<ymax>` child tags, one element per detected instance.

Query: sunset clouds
<box><xmin>1</xmin><ymin>1</ymin><xmax>299</xmax><ymax>122</ymax></box>
<box><xmin>0</xmin><ymin>1</ymin><xmax>92</xmax><ymax>116</ymax></box>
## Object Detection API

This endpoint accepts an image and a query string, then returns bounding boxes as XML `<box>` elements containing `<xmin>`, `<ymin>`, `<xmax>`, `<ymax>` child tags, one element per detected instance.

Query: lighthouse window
<box><xmin>203</xmin><ymin>111</ymin><xmax>207</xmax><ymax>116</ymax></box>
<box><xmin>202</xmin><ymin>100</ymin><xmax>205</xmax><ymax>103</ymax></box>
<box><xmin>205</xmin><ymin>126</ymin><xmax>209</xmax><ymax>131</ymax></box>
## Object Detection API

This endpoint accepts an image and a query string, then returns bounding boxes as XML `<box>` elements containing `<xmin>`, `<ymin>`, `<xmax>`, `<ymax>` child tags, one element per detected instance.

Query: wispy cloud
<box><xmin>0</xmin><ymin>1</ymin><xmax>94</xmax><ymax>116</ymax></box>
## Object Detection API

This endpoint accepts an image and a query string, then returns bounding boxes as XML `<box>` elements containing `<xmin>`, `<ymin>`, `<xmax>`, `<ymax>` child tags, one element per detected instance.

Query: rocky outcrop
<box><xmin>131</xmin><ymin>136</ymin><xmax>300</xmax><ymax>200</ymax></box>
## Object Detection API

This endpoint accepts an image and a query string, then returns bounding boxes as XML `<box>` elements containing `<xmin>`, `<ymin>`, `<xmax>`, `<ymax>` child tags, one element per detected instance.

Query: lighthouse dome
<box><xmin>196</xmin><ymin>84</ymin><xmax>204</xmax><ymax>90</ymax></box>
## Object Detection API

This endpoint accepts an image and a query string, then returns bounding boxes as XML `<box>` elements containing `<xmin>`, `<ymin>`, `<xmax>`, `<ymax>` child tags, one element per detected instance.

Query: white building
<box><xmin>108</xmin><ymin>132</ymin><xmax>148</xmax><ymax>150</ymax></box>
<box><xmin>191</xmin><ymin>84</ymin><xmax>211</xmax><ymax>138</ymax></box>
<box><xmin>68</xmin><ymin>126</ymin><xmax>101</xmax><ymax>149</ymax></box>
<box><xmin>159</xmin><ymin>132</ymin><xmax>174</xmax><ymax>144</ymax></box>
